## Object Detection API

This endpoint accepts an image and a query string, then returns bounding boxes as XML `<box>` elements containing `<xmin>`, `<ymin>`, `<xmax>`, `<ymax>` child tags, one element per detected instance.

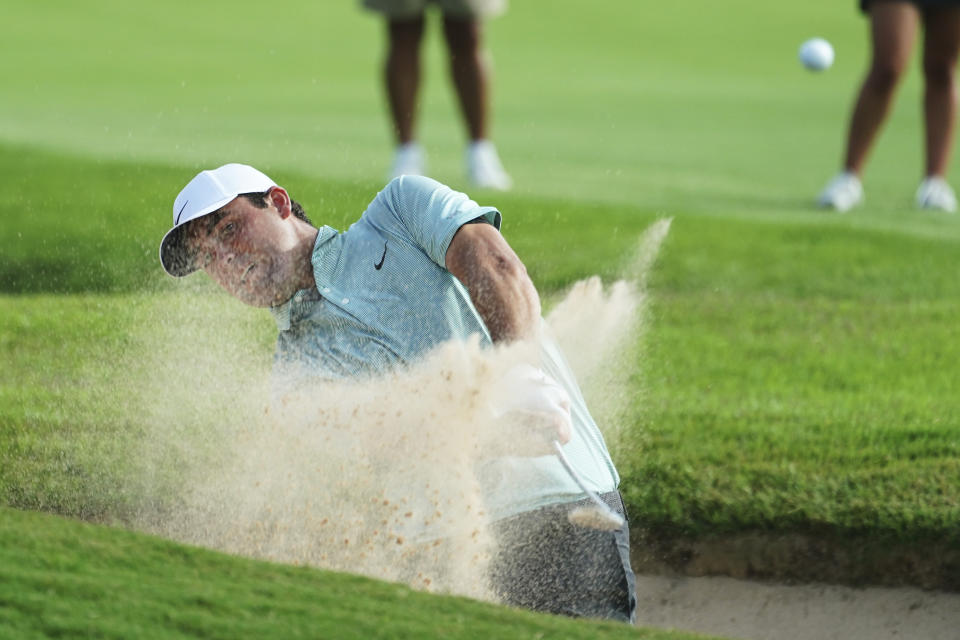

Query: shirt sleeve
<box><xmin>380</xmin><ymin>175</ymin><xmax>502</xmax><ymax>268</ymax></box>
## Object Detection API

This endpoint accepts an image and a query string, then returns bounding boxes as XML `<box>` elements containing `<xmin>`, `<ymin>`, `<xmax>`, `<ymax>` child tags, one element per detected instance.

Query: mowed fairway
<box><xmin>2</xmin><ymin>0</ymin><xmax>959</xmax><ymax>636</ymax></box>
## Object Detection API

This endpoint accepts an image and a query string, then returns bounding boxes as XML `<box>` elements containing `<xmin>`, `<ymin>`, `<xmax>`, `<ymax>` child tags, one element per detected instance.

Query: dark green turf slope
<box><xmin>0</xmin><ymin>508</ymin><xmax>718</xmax><ymax>640</ymax></box>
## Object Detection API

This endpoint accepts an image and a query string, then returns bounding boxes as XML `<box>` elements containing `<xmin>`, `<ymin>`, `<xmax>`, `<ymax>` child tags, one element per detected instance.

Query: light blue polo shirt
<box><xmin>270</xmin><ymin>175</ymin><xmax>619</xmax><ymax>522</ymax></box>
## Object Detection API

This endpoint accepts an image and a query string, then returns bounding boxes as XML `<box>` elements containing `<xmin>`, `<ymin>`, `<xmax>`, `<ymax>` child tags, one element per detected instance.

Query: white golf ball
<box><xmin>799</xmin><ymin>38</ymin><xmax>834</xmax><ymax>72</ymax></box>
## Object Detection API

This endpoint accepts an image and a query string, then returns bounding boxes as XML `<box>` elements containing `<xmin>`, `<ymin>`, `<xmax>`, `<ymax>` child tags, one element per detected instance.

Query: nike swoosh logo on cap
<box><xmin>175</xmin><ymin>200</ymin><xmax>190</xmax><ymax>225</ymax></box>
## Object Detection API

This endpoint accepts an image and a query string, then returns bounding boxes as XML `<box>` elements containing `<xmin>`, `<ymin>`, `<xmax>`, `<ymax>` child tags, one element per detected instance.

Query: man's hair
<box><xmin>240</xmin><ymin>190</ymin><xmax>313</xmax><ymax>225</ymax></box>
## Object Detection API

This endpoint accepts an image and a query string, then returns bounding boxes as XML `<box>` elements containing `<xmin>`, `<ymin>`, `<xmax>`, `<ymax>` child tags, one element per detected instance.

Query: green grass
<box><xmin>623</xmin><ymin>214</ymin><xmax>960</xmax><ymax>543</ymax></box>
<box><xmin>2</xmin><ymin>0</ymin><xmax>960</xmax><ymax>633</ymax></box>
<box><xmin>1</xmin><ymin>0</ymin><xmax>941</xmax><ymax>213</ymax></box>
<box><xmin>4</xmin><ymin>141</ymin><xmax>957</xmax><ymax>548</ymax></box>
<box><xmin>1</xmin><ymin>507</ymin><xmax>714</xmax><ymax>639</ymax></box>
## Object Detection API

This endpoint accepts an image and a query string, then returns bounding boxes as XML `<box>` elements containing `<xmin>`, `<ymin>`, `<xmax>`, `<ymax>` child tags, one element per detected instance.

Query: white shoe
<box><xmin>466</xmin><ymin>140</ymin><xmax>512</xmax><ymax>190</ymax></box>
<box><xmin>817</xmin><ymin>171</ymin><xmax>863</xmax><ymax>212</ymax></box>
<box><xmin>916</xmin><ymin>176</ymin><xmax>957</xmax><ymax>212</ymax></box>
<box><xmin>389</xmin><ymin>142</ymin><xmax>425</xmax><ymax>180</ymax></box>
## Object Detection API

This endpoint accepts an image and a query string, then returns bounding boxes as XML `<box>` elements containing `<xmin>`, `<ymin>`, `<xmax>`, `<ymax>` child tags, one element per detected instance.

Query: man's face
<box><xmin>187</xmin><ymin>192</ymin><xmax>304</xmax><ymax>307</ymax></box>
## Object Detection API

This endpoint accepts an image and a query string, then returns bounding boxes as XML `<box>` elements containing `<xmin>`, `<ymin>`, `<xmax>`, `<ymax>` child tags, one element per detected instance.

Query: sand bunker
<box><xmin>635</xmin><ymin>574</ymin><xmax>960</xmax><ymax>640</ymax></box>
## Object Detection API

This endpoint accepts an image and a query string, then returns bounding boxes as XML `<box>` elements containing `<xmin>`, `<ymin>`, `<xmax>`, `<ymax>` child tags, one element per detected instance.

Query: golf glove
<box><xmin>490</xmin><ymin>363</ymin><xmax>572</xmax><ymax>452</ymax></box>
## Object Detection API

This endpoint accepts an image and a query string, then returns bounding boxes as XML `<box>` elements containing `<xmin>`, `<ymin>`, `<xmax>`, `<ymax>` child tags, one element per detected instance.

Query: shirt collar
<box><xmin>268</xmin><ymin>225</ymin><xmax>341</xmax><ymax>331</ymax></box>
<box><xmin>310</xmin><ymin>225</ymin><xmax>342</xmax><ymax>290</ymax></box>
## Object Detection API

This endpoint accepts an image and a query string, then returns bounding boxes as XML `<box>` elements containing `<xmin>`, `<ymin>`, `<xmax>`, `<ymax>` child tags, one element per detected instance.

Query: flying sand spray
<box><xmin>135</xmin><ymin>219</ymin><xmax>671</xmax><ymax>602</ymax></box>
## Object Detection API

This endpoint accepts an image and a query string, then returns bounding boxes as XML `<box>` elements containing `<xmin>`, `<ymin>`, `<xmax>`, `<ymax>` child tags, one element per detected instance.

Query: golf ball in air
<box><xmin>799</xmin><ymin>38</ymin><xmax>834</xmax><ymax>72</ymax></box>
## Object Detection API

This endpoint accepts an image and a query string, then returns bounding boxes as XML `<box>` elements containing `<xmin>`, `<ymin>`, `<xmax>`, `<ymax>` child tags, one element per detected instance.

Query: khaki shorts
<box><xmin>362</xmin><ymin>0</ymin><xmax>507</xmax><ymax>19</ymax></box>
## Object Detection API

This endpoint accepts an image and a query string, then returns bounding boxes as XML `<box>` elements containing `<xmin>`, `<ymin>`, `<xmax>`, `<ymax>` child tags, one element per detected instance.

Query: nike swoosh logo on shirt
<box><xmin>374</xmin><ymin>242</ymin><xmax>387</xmax><ymax>270</ymax></box>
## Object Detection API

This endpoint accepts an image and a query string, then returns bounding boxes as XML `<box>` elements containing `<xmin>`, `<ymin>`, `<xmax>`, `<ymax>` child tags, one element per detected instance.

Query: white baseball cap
<box><xmin>159</xmin><ymin>163</ymin><xmax>277</xmax><ymax>277</ymax></box>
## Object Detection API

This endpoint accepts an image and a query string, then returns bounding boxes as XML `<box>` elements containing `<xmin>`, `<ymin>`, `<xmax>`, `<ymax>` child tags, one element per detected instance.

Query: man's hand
<box><xmin>487</xmin><ymin>364</ymin><xmax>573</xmax><ymax>456</ymax></box>
<box><xmin>445</xmin><ymin>221</ymin><xmax>541</xmax><ymax>343</ymax></box>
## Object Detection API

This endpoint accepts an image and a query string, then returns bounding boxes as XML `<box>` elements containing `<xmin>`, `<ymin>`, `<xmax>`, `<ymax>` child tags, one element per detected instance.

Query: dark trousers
<box><xmin>488</xmin><ymin>491</ymin><xmax>637</xmax><ymax>623</ymax></box>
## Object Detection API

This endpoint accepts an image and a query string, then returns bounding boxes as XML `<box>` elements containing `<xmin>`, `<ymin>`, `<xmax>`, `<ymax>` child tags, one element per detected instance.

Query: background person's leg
<box><xmin>844</xmin><ymin>1</ymin><xmax>919</xmax><ymax>175</ymax></box>
<box><xmin>819</xmin><ymin>1</ymin><xmax>919</xmax><ymax>211</ymax></box>
<box><xmin>442</xmin><ymin>14</ymin><xmax>511</xmax><ymax>189</ymax></box>
<box><xmin>385</xmin><ymin>17</ymin><xmax>427</xmax><ymax>178</ymax></box>
<box><xmin>915</xmin><ymin>6</ymin><xmax>960</xmax><ymax>211</ymax></box>
<box><xmin>441</xmin><ymin>16</ymin><xmax>488</xmax><ymax>141</ymax></box>
<box><xmin>386</xmin><ymin>16</ymin><xmax>426</xmax><ymax>145</ymax></box>
<box><xmin>920</xmin><ymin>7</ymin><xmax>960</xmax><ymax>179</ymax></box>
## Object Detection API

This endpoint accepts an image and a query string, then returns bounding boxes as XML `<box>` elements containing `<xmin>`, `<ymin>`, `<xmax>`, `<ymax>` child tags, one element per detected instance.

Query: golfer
<box><xmin>159</xmin><ymin>163</ymin><xmax>636</xmax><ymax>621</ymax></box>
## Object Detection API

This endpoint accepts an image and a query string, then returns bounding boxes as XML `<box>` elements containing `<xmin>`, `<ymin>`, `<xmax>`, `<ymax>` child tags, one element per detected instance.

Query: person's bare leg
<box><xmin>843</xmin><ymin>1</ymin><xmax>919</xmax><ymax>175</ymax></box>
<box><xmin>441</xmin><ymin>16</ymin><xmax>488</xmax><ymax>141</ymax></box>
<box><xmin>385</xmin><ymin>17</ymin><xmax>425</xmax><ymax>144</ymax></box>
<box><xmin>921</xmin><ymin>7</ymin><xmax>960</xmax><ymax>177</ymax></box>
<box><xmin>442</xmin><ymin>15</ymin><xmax>510</xmax><ymax>188</ymax></box>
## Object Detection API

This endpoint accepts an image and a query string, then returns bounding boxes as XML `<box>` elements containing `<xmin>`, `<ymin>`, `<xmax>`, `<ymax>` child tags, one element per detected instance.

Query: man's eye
<box><xmin>219</xmin><ymin>222</ymin><xmax>236</xmax><ymax>238</ymax></box>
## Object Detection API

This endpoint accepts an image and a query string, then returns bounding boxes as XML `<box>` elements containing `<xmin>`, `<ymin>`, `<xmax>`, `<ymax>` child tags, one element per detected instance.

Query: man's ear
<box><xmin>267</xmin><ymin>186</ymin><xmax>293</xmax><ymax>219</ymax></box>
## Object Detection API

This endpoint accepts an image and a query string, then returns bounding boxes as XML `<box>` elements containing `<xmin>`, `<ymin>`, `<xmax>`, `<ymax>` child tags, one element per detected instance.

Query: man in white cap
<box><xmin>160</xmin><ymin>163</ymin><xmax>636</xmax><ymax>621</ymax></box>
